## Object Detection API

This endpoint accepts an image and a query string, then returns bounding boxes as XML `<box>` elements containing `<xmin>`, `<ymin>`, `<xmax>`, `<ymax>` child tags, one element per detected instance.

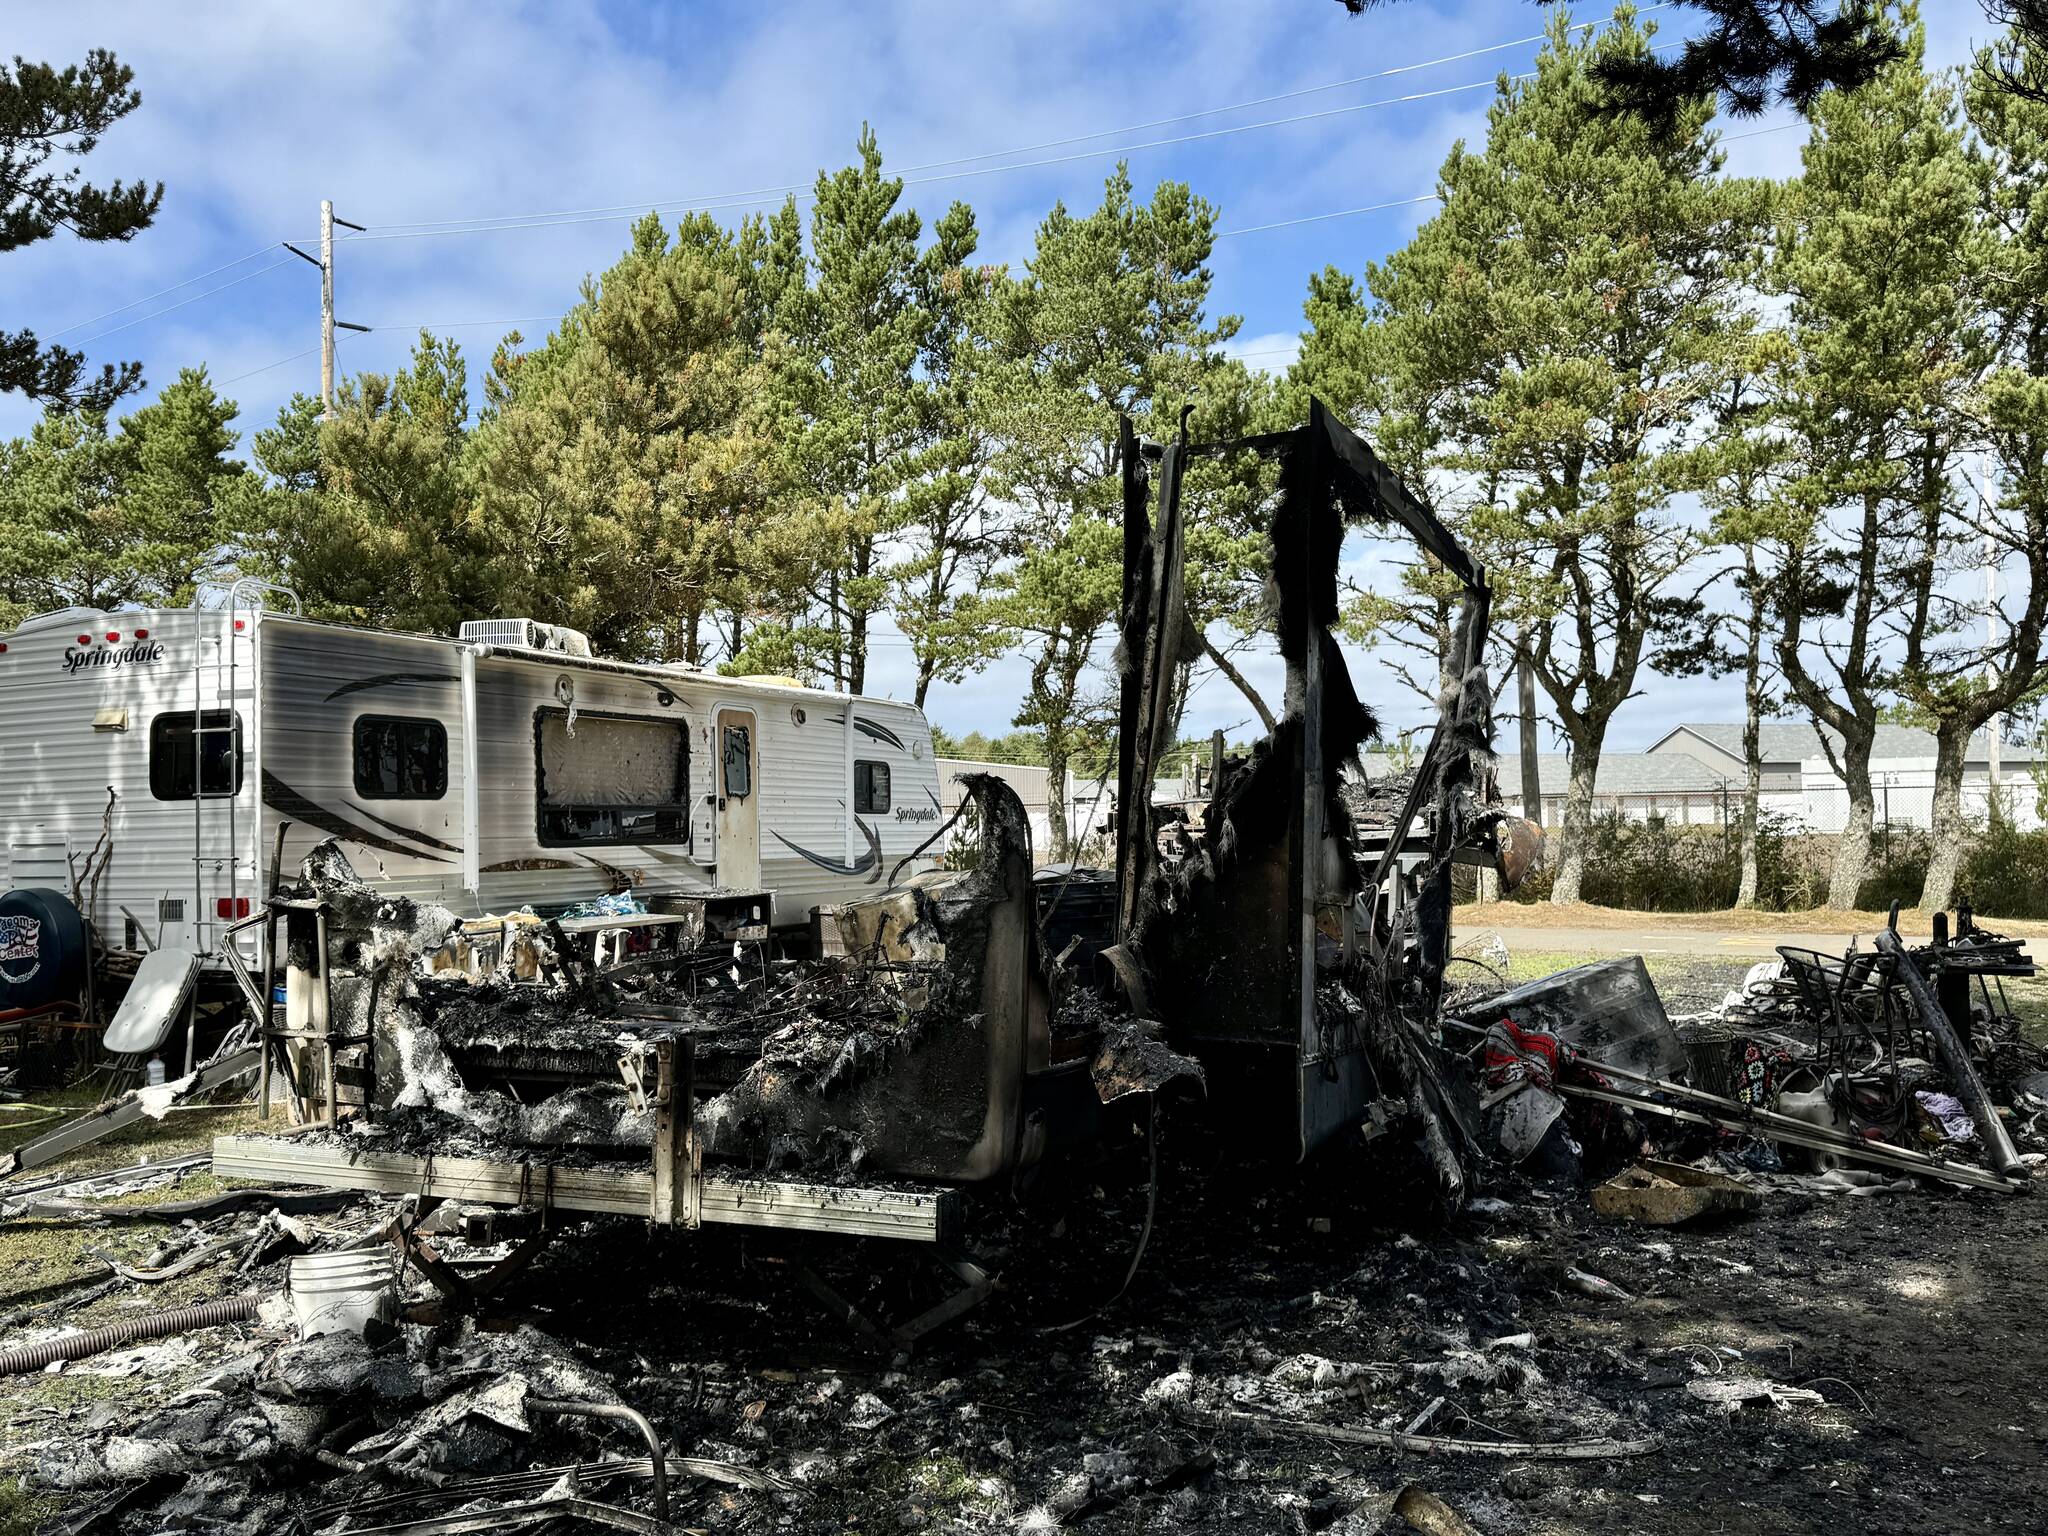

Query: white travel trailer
<box><xmin>0</xmin><ymin>590</ymin><xmax>946</xmax><ymax>983</ymax></box>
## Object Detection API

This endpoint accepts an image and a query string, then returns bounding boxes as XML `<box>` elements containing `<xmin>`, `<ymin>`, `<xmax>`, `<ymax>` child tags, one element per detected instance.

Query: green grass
<box><xmin>1998</xmin><ymin>972</ymin><xmax>2048</xmax><ymax>1043</ymax></box>
<box><xmin>0</xmin><ymin>1477</ymin><xmax>63</xmax><ymax>1536</ymax></box>
<box><xmin>0</xmin><ymin>1071</ymin><xmax>272</xmax><ymax>1524</ymax></box>
<box><xmin>1</xmin><ymin>1073</ymin><xmax>265</xmax><ymax>1171</ymax></box>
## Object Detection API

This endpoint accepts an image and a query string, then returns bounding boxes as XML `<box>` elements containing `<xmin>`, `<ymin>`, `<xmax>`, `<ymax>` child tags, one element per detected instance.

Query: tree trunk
<box><xmin>1825</xmin><ymin>734</ymin><xmax>1876</xmax><ymax>910</ymax></box>
<box><xmin>1199</xmin><ymin>630</ymin><xmax>1275</xmax><ymax>732</ymax></box>
<box><xmin>1044</xmin><ymin>728</ymin><xmax>1071</xmax><ymax>864</ymax></box>
<box><xmin>1549</xmin><ymin>733</ymin><xmax>1604</xmax><ymax>905</ymax></box>
<box><xmin>1920</xmin><ymin>724</ymin><xmax>1973</xmax><ymax>912</ymax></box>
<box><xmin>826</xmin><ymin>572</ymin><xmax>844</xmax><ymax>691</ymax></box>
<box><xmin>1735</xmin><ymin>743</ymin><xmax>1761</xmax><ymax>909</ymax></box>
<box><xmin>848</xmin><ymin>538</ymin><xmax>871</xmax><ymax>694</ymax></box>
<box><xmin>1735</xmin><ymin>590</ymin><xmax>1764</xmax><ymax>909</ymax></box>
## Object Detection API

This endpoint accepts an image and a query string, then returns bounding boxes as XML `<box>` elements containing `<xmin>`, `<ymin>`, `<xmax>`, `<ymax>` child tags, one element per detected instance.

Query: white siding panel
<box><xmin>7</xmin><ymin>609</ymin><xmax>946</xmax><ymax>945</ymax></box>
<box><xmin>0</xmin><ymin>609</ymin><xmax>257</xmax><ymax>953</ymax></box>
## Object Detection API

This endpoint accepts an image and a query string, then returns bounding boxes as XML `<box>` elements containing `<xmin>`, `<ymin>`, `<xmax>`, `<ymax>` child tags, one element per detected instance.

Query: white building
<box><xmin>1648</xmin><ymin>722</ymin><xmax>2044</xmax><ymax>833</ymax></box>
<box><xmin>1483</xmin><ymin>752</ymin><xmax>1737</xmax><ymax>828</ymax></box>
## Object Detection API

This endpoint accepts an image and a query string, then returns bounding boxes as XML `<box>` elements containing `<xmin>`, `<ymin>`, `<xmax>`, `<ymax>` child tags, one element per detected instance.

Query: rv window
<box><xmin>855</xmin><ymin>759</ymin><xmax>891</xmax><ymax>814</ymax></box>
<box><xmin>149</xmin><ymin>712</ymin><xmax>243</xmax><ymax>800</ymax></box>
<box><xmin>353</xmin><ymin>716</ymin><xmax>448</xmax><ymax>800</ymax></box>
<box><xmin>722</xmin><ymin>724</ymin><xmax>752</xmax><ymax>799</ymax></box>
<box><xmin>534</xmin><ymin>709</ymin><xmax>690</xmax><ymax>847</ymax></box>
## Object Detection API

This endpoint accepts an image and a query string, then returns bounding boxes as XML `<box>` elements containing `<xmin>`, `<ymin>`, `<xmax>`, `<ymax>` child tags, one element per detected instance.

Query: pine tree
<box><xmin>979</xmin><ymin>167</ymin><xmax>1238</xmax><ymax>859</ymax></box>
<box><xmin>1652</xmin><ymin>359</ymin><xmax>1794</xmax><ymax>908</ymax></box>
<box><xmin>242</xmin><ymin>335</ymin><xmax>490</xmax><ymax>634</ymax></box>
<box><xmin>1353</xmin><ymin>5</ymin><xmax>1770</xmax><ymax>904</ymax></box>
<box><xmin>884</xmin><ymin>206</ymin><xmax>1008</xmax><ymax>709</ymax></box>
<box><xmin>0</xmin><ymin>367</ymin><xmax>240</xmax><ymax>620</ymax></box>
<box><xmin>1</xmin><ymin>50</ymin><xmax>163</xmax><ymax>409</ymax></box>
<box><xmin>470</xmin><ymin>214</ymin><xmax>764</xmax><ymax>661</ymax></box>
<box><xmin>1766</xmin><ymin>13</ymin><xmax>1984</xmax><ymax>908</ymax></box>
<box><xmin>1908</xmin><ymin>29</ymin><xmax>2048</xmax><ymax>906</ymax></box>
<box><xmin>767</xmin><ymin>130</ymin><xmax>980</xmax><ymax>695</ymax></box>
<box><xmin>1338</xmin><ymin>0</ymin><xmax>1902</xmax><ymax>124</ymax></box>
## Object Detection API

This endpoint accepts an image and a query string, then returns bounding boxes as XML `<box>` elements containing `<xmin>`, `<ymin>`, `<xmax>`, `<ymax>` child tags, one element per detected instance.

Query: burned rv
<box><xmin>205</xmin><ymin>403</ymin><xmax>1531</xmax><ymax>1313</ymax></box>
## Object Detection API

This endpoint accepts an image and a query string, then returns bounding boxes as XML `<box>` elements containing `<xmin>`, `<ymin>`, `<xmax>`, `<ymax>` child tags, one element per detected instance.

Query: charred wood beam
<box><xmin>1308</xmin><ymin>399</ymin><xmax>1481</xmax><ymax>585</ymax></box>
<box><xmin>1415</xmin><ymin>578</ymin><xmax>1492</xmax><ymax>1022</ymax></box>
<box><xmin>1115</xmin><ymin>414</ymin><xmax>1151</xmax><ymax>931</ymax></box>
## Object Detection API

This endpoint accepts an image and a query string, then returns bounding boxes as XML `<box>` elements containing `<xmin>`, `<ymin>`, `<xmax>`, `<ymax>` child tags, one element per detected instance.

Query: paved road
<box><xmin>1475</xmin><ymin>923</ymin><xmax>1872</xmax><ymax>958</ymax></box>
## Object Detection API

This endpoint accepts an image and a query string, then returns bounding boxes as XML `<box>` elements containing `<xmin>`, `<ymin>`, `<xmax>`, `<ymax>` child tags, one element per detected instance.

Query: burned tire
<box><xmin>0</xmin><ymin>888</ymin><xmax>88</xmax><ymax>1012</ymax></box>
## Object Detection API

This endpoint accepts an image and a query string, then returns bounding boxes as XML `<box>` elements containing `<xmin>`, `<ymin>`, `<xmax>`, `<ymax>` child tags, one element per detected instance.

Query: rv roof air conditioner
<box><xmin>457</xmin><ymin>618</ymin><xmax>593</xmax><ymax>657</ymax></box>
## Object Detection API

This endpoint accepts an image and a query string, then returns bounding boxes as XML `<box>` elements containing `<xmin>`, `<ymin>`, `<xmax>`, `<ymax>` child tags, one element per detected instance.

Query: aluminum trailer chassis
<box><xmin>210</xmin><ymin>1133</ymin><xmax>958</xmax><ymax>1244</ymax></box>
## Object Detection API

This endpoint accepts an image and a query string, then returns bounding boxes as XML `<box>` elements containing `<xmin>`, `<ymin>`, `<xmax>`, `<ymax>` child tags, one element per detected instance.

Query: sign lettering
<box><xmin>62</xmin><ymin>641</ymin><xmax>165</xmax><ymax>676</ymax></box>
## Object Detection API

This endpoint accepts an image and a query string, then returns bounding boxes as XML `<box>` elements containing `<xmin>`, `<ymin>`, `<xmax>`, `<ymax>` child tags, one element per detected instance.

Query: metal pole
<box><xmin>223</xmin><ymin>599</ymin><xmax>237</xmax><ymax>940</ymax></box>
<box><xmin>1876</xmin><ymin>929</ymin><xmax>2023</xmax><ymax>1176</ymax></box>
<box><xmin>315</xmin><ymin>908</ymin><xmax>337</xmax><ymax>1126</ymax></box>
<box><xmin>192</xmin><ymin>627</ymin><xmax>205</xmax><ymax>953</ymax></box>
<box><xmin>319</xmin><ymin>199</ymin><xmax>335</xmax><ymax>418</ymax></box>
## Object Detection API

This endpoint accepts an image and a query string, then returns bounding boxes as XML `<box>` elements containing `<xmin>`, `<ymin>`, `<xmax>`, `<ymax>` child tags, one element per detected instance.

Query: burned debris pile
<box><xmin>4</xmin><ymin>401</ymin><xmax>2046</xmax><ymax>1534</ymax></box>
<box><xmin>1451</xmin><ymin>926</ymin><xmax>2045</xmax><ymax>1199</ymax></box>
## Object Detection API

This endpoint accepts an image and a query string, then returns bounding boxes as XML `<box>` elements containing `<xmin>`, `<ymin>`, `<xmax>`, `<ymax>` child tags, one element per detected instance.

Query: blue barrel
<box><xmin>0</xmin><ymin>888</ymin><xmax>88</xmax><ymax>1012</ymax></box>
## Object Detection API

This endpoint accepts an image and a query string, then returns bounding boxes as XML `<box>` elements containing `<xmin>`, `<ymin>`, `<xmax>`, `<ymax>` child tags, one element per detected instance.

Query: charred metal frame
<box><xmin>1112</xmin><ymin>398</ymin><xmax>1493</xmax><ymax>1160</ymax></box>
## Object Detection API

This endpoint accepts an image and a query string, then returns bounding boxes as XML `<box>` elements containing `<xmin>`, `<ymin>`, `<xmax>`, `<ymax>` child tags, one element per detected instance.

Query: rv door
<box><xmin>713</xmin><ymin>706</ymin><xmax>760</xmax><ymax>890</ymax></box>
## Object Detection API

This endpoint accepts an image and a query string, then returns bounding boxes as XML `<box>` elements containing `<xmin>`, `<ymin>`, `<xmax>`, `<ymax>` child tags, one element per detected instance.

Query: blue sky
<box><xmin>3</xmin><ymin>0</ymin><xmax>2001</xmax><ymax>752</ymax></box>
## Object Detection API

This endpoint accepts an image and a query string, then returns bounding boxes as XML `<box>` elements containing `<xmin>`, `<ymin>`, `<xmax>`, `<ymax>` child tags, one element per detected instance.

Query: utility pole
<box><xmin>319</xmin><ymin>199</ymin><xmax>335</xmax><ymax>415</ymax></box>
<box><xmin>284</xmin><ymin>200</ymin><xmax>370</xmax><ymax>420</ymax></box>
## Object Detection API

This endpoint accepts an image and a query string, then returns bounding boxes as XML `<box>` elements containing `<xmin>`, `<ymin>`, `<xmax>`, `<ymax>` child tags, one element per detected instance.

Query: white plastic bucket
<box><xmin>289</xmin><ymin>1251</ymin><xmax>398</xmax><ymax>1339</ymax></box>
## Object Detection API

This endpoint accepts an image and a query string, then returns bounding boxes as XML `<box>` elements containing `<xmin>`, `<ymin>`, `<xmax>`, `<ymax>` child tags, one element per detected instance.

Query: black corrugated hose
<box><xmin>0</xmin><ymin>1294</ymin><xmax>258</xmax><ymax>1375</ymax></box>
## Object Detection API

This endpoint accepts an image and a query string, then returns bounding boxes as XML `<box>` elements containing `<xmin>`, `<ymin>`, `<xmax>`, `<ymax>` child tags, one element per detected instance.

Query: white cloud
<box><xmin>0</xmin><ymin>0</ymin><xmax>1990</xmax><ymax>754</ymax></box>
<box><xmin>1224</xmin><ymin>329</ymin><xmax>1300</xmax><ymax>373</ymax></box>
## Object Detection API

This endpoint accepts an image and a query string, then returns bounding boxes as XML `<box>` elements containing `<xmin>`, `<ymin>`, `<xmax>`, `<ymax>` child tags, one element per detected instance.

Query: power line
<box><xmin>336</xmin><ymin>73</ymin><xmax>1525</xmax><ymax>245</ymax></box>
<box><xmin>353</xmin><ymin>9</ymin><xmax>1669</xmax><ymax>241</ymax></box>
<box><xmin>338</xmin><ymin>34</ymin><xmax>1703</xmax><ymax>249</ymax></box>
<box><xmin>1219</xmin><ymin>192</ymin><xmax>1441</xmax><ymax>238</ymax></box>
<box><xmin>50</xmin><ymin>12</ymin><xmax>1696</xmax><ymax>348</ymax></box>
<box><xmin>117</xmin><ymin>114</ymin><xmax>1796</xmax><ymax>364</ymax></box>
<box><xmin>364</xmin><ymin>314</ymin><xmax>566</xmax><ymax>331</ymax></box>
<box><xmin>1214</xmin><ymin>120</ymin><xmax>1799</xmax><ymax>239</ymax></box>
<box><xmin>227</xmin><ymin>112</ymin><xmax>1800</xmax><ymax>396</ymax></box>
<box><xmin>49</xmin><ymin>242</ymin><xmax>287</xmax><ymax>339</ymax></box>
<box><xmin>71</xmin><ymin>256</ymin><xmax>299</xmax><ymax>347</ymax></box>
<box><xmin>890</xmin><ymin>5</ymin><xmax>1671</xmax><ymax>177</ymax></box>
<box><xmin>368</xmin><ymin>117</ymin><xmax>1786</xmax><ymax>342</ymax></box>
<box><xmin>218</xmin><ymin>344</ymin><xmax>321</xmax><ymax>388</ymax></box>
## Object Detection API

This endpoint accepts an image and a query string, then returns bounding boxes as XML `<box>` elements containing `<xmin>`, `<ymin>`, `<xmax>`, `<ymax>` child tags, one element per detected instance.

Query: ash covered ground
<box><xmin>5</xmin><ymin>942</ymin><xmax>2045</xmax><ymax>1536</ymax></box>
<box><xmin>444</xmin><ymin>1106</ymin><xmax>2048</xmax><ymax>1534</ymax></box>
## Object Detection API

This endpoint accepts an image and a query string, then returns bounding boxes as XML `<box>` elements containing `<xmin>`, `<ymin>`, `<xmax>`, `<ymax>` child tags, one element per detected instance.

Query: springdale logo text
<box><xmin>62</xmin><ymin>640</ymin><xmax>165</xmax><ymax>675</ymax></box>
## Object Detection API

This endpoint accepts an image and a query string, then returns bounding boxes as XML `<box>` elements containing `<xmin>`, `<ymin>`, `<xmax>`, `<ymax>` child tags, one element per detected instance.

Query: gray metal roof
<box><xmin>1659</xmin><ymin>721</ymin><xmax>1837</xmax><ymax>764</ymax></box>
<box><xmin>1492</xmin><ymin>752</ymin><xmax>1734</xmax><ymax>796</ymax></box>
<box><xmin>1657</xmin><ymin>720</ymin><xmax>2034</xmax><ymax>765</ymax></box>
